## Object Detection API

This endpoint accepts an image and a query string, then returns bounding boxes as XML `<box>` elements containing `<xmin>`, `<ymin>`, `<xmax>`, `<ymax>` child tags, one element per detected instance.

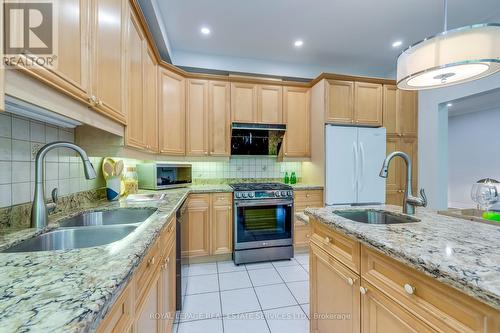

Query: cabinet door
<box><xmin>283</xmin><ymin>86</ymin><xmax>310</xmax><ymax>157</ymax></box>
<box><xmin>325</xmin><ymin>80</ymin><xmax>354</xmax><ymax>124</ymax></box>
<box><xmin>124</xmin><ymin>10</ymin><xmax>145</xmax><ymax>149</ymax></box>
<box><xmin>143</xmin><ymin>47</ymin><xmax>158</xmax><ymax>152</ymax></box>
<box><xmin>231</xmin><ymin>83</ymin><xmax>257</xmax><ymax>123</ymax></box>
<box><xmin>209</xmin><ymin>81</ymin><xmax>231</xmax><ymax>156</ymax></box>
<box><xmin>258</xmin><ymin>85</ymin><xmax>283</xmax><ymax>124</ymax></box>
<box><xmin>310</xmin><ymin>242</ymin><xmax>360</xmax><ymax>333</ymax></box>
<box><xmin>211</xmin><ymin>202</ymin><xmax>232</xmax><ymax>255</ymax></box>
<box><xmin>160</xmin><ymin>243</ymin><xmax>176</xmax><ymax>333</ymax></box>
<box><xmin>159</xmin><ymin>68</ymin><xmax>186</xmax><ymax>155</ymax></box>
<box><xmin>361</xmin><ymin>281</ymin><xmax>435</xmax><ymax>333</ymax></box>
<box><xmin>91</xmin><ymin>0</ymin><xmax>124</xmax><ymax>121</ymax></box>
<box><xmin>385</xmin><ymin>137</ymin><xmax>402</xmax><ymax>205</ymax></box>
<box><xmin>135</xmin><ymin>269</ymin><xmax>161</xmax><ymax>333</ymax></box>
<box><xmin>383</xmin><ymin>85</ymin><xmax>398</xmax><ymax>135</ymax></box>
<box><xmin>399</xmin><ymin>137</ymin><xmax>418</xmax><ymax>193</ymax></box>
<box><xmin>186</xmin><ymin>79</ymin><xmax>209</xmax><ymax>156</ymax></box>
<box><xmin>397</xmin><ymin>90</ymin><xmax>418</xmax><ymax>137</ymax></box>
<box><xmin>186</xmin><ymin>195</ymin><xmax>210</xmax><ymax>257</ymax></box>
<box><xmin>354</xmin><ymin>82</ymin><xmax>382</xmax><ymax>126</ymax></box>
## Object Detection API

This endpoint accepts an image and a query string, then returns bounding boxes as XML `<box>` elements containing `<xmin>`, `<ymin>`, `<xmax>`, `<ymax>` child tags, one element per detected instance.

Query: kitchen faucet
<box><xmin>31</xmin><ymin>142</ymin><xmax>97</xmax><ymax>229</ymax></box>
<box><xmin>379</xmin><ymin>151</ymin><xmax>427</xmax><ymax>215</ymax></box>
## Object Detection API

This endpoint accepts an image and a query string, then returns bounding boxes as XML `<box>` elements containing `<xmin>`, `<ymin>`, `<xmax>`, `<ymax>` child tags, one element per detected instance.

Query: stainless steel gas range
<box><xmin>230</xmin><ymin>183</ymin><xmax>294</xmax><ymax>265</ymax></box>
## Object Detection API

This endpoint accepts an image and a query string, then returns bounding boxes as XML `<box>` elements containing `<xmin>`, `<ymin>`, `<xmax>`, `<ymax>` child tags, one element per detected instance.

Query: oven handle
<box><xmin>234</xmin><ymin>199</ymin><xmax>294</xmax><ymax>207</ymax></box>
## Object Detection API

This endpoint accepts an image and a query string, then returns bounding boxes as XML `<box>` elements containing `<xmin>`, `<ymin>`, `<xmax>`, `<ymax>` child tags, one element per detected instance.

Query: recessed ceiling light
<box><xmin>201</xmin><ymin>27</ymin><xmax>211</xmax><ymax>35</ymax></box>
<box><xmin>447</xmin><ymin>103</ymin><xmax>453</xmax><ymax>107</ymax></box>
<box><xmin>392</xmin><ymin>40</ymin><xmax>403</xmax><ymax>48</ymax></box>
<box><xmin>294</xmin><ymin>40</ymin><xmax>304</xmax><ymax>47</ymax></box>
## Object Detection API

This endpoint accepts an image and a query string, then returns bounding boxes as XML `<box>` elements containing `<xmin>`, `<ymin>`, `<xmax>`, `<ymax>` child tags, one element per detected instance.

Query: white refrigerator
<box><xmin>325</xmin><ymin>125</ymin><xmax>386</xmax><ymax>206</ymax></box>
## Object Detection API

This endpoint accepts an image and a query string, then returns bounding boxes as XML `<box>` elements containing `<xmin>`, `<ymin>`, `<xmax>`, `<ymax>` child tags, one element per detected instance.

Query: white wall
<box><xmin>418</xmin><ymin>73</ymin><xmax>500</xmax><ymax>209</ymax></box>
<box><xmin>448</xmin><ymin>108</ymin><xmax>500</xmax><ymax>209</ymax></box>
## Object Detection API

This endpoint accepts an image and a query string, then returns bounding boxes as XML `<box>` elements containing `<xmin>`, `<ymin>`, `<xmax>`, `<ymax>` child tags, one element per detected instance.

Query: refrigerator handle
<box><xmin>352</xmin><ymin>141</ymin><xmax>358</xmax><ymax>191</ymax></box>
<box><xmin>359</xmin><ymin>141</ymin><xmax>365</xmax><ymax>191</ymax></box>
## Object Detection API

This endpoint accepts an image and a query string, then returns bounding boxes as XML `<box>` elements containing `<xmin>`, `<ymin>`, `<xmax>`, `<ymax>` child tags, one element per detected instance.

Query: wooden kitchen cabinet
<box><xmin>258</xmin><ymin>85</ymin><xmax>283</xmax><ymax>124</ymax></box>
<box><xmin>159</xmin><ymin>68</ymin><xmax>186</xmax><ymax>155</ymax></box>
<box><xmin>90</xmin><ymin>0</ymin><xmax>125</xmax><ymax>122</ymax></box>
<box><xmin>159</xmin><ymin>241</ymin><xmax>176</xmax><ymax>333</ymax></box>
<box><xmin>135</xmin><ymin>266</ymin><xmax>161</xmax><ymax>333</ymax></box>
<box><xmin>209</xmin><ymin>81</ymin><xmax>231</xmax><ymax>156</ymax></box>
<box><xmin>231</xmin><ymin>82</ymin><xmax>257</xmax><ymax>123</ymax></box>
<box><xmin>294</xmin><ymin>189</ymin><xmax>323</xmax><ymax>248</ymax></box>
<box><xmin>325</xmin><ymin>80</ymin><xmax>354</xmax><ymax>124</ymax></box>
<box><xmin>143</xmin><ymin>47</ymin><xmax>159</xmax><ymax>153</ymax></box>
<box><xmin>383</xmin><ymin>85</ymin><xmax>418</xmax><ymax>137</ymax></box>
<box><xmin>96</xmin><ymin>283</ymin><xmax>134</xmax><ymax>333</ymax></box>
<box><xmin>124</xmin><ymin>8</ymin><xmax>145</xmax><ymax>150</ymax></box>
<box><xmin>310</xmin><ymin>241</ymin><xmax>360</xmax><ymax>333</ymax></box>
<box><xmin>185</xmin><ymin>194</ymin><xmax>211</xmax><ymax>257</ymax></box>
<box><xmin>211</xmin><ymin>193</ymin><xmax>233</xmax><ymax>255</ymax></box>
<box><xmin>354</xmin><ymin>82</ymin><xmax>383</xmax><ymax>126</ymax></box>
<box><xmin>283</xmin><ymin>86</ymin><xmax>310</xmax><ymax>157</ymax></box>
<box><xmin>385</xmin><ymin>136</ymin><xmax>418</xmax><ymax>205</ymax></box>
<box><xmin>186</xmin><ymin>79</ymin><xmax>209</xmax><ymax>156</ymax></box>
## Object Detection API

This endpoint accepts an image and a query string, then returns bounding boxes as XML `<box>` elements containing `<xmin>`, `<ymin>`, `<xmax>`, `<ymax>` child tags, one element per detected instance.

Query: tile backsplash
<box><xmin>0</xmin><ymin>112</ymin><xmax>104</xmax><ymax>208</ymax></box>
<box><xmin>191</xmin><ymin>156</ymin><xmax>302</xmax><ymax>180</ymax></box>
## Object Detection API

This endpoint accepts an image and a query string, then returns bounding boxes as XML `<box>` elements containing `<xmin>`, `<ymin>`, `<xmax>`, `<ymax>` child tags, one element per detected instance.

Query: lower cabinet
<box><xmin>293</xmin><ymin>189</ymin><xmax>324</xmax><ymax>249</ymax></box>
<box><xmin>184</xmin><ymin>193</ymin><xmax>233</xmax><ymax>258</ymax></box>
<box><xmin>97</xmin><ymin>216</ymin><xmax>176</xmax><ymax>333</ymax></box>
<box><xmin>310</xmin><ymin>241</ymin><xmax>360</xmax><ymax>333</ymax></box>
<box><xmin>309</xmin><ymin>217</ymin><xmax>500</xmax><ymax>333</ymax></box>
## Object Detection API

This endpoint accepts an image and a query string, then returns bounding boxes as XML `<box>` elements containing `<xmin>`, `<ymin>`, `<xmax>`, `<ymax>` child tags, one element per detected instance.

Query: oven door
<box><xmin>234</xmin><ymin>199</ymin><xmax>293</xmax><ymax>250</ymax></box>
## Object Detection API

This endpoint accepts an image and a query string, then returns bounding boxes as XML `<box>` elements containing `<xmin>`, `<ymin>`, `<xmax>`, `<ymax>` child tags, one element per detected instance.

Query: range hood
<box><xmin>231</xmin><ymin>122</ymin><xmax>286</xmax><ymax>156</ymax></box>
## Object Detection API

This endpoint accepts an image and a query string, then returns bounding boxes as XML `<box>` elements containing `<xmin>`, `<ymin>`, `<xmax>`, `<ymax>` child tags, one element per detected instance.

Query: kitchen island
<box><xmin>305</xmin><ymin>205</ymin><xmax>500</xmax><ymax>332</ymax></box>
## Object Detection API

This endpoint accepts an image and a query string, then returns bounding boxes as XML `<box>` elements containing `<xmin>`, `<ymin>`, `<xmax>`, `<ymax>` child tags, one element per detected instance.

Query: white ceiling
<box><xmin>152</xmin><ymin>0</ymin><xmax>500</xmax><ymax>79</ymax></box>
<box><xmin>448</xmin><ymin>87</ymin><xmax>500</xmax><ymax>117</ymax></box>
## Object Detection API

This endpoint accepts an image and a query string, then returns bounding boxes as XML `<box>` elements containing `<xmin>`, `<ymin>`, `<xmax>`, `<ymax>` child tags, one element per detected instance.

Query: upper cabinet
<box><xmin>231</xmin><ymin>83</ymin><xmax>284</xmax><ymax>124</ymax></box>
<box><xmin>159</xmin><ymin>68</ymin><xmax>186</xmax><ymax>155</ymax></box>
<box><xmin>186</xmin><ymin>79</ymin><xmax>209</xmax><ymax>156</ymax></box>
<box><xmin>90</xmin><ymin>0</ymin><xmax>125</xmax><ymax>122</ymax></box>
<box><xmin>143</xmin><ymin>47</ymin><xmax>158</xmax><ymax>153</ymax></box>
<box><xmin>325</xmin><ymin>79</ymin><xmax>382</xmax><ymax>126</ymax></box>
<box><xmin>383</xmin><ymin>85</ymin><xmax>418</xmax><ymax>137</ymax></box>
<box><xmin>283</xmin><ymin>87</ymin><xmax>310</xmax><ymax>158</ymax></box>
<box><xmin>209</xmin><ymin>81</ymin><xmax>231</xmax><ymax>157</ymax></box>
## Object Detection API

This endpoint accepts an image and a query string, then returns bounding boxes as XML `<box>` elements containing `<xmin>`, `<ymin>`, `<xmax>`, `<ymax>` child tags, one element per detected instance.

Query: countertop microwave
<box><xmin>136</xmin><ymin>163</ymin><xmax>192</xmax><ymax>190</ymax></box>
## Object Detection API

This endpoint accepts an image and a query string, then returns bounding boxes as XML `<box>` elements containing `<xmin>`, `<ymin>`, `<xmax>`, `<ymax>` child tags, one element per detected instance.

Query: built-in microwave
<box><xmin>136</xmin><ymin>163</ymin><xmax>192</xmax><ymax>190</ymax></box>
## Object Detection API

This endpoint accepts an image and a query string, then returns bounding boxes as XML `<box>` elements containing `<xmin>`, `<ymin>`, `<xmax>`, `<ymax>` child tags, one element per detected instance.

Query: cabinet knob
<box><xmin>89</xmin><ymin>95</ymin><xmax>98</xmax><ymax>105</ymax></box>
<box><xmin>306</xmin><ymin>234</ymin><xmax>310</xmax><ymax>238</ymax></box>
<box><xmin>323</xmin><ymin>236</ymin><xmax>330</xmax><ymax>245</ymax></box>
<box><xmin>306</xmin><ymin>194</ymin><xmax>310</xmax><ymax>198</ymax></box>
<box><xmin>359</xmin><ymin>286</ymin><xmax>368</xmax><ymax>295</ymax></box>
<box><xmin>205</xmin><ymin>152</ymin><xmax>208</xmax><ymax>155</ymax></box>
<box><xmin>147</xmin><ymin>256</ymin><xmax>156</xmax><ymax>267</ymax></box>
<box><xmin>285</xmin><ymin>153</ymin><xmax>288</xmax><ymax>156</ymax></box>
<box><xmin>404</xmin><ymin>283</ymin><xmax>415</xmax><ymax>295</ymax></box>
<box><xmin>98</xmin><ymin>99</ymin><xmax>103</xmax><ymax>106</ymax></box>
<box><xmin>347</xmin><ymin>277</ymin><xmax>354</xmax><ymax>286</ymax></box>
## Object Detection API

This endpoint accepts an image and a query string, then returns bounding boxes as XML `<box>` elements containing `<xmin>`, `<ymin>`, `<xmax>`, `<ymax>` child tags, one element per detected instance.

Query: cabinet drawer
<box><xmin>294</xmin><ymin>222</ymin><xmax>311</xmax><ymax>247</ymax></box>
<box><xmin>188</xmin><ymin>194</ymin><xmax>210</xmax><ymax>208</ymax></box>
<box><xmin>294</xmin><ymin>190</ymin><xmax>323</xmax><ymax>212</ymax></box>
<box><xmin>212</xmin><ymin>193</ymin><xmax>232</xmax><ymax>207</ymax></box>
<box><xmin>361</xmin><ymin>246</ymin><xmax>500</xmax><ymax>333</ymax></box>
<box><xmin>135</xmin><ymin>239</ymin><xmax>161</xmax><ymax>305</ymax></box>
<box><xmin>310</xmin><ymin>218</ymin><xmax>360</xmax><ymax>274</ymax></box>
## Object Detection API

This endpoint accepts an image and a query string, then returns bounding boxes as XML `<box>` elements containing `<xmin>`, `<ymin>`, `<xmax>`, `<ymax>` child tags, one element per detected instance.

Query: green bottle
<box><xmin>290</xmin><ymin>172</ymin><xmax>297</xmax><ymax>184</ymax></box>
<box><xmin>284</xmin><ymin>172</ymin><xmax>290</xmax><ymax>184</ymax></box>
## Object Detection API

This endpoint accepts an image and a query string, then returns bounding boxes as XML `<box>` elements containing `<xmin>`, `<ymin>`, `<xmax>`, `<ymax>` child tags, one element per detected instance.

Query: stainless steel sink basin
<box><xmin>2</xmin><ymin>225</ymin><xmax>137</xmax><ymax>253</ymax></box>
<box><xmin>59</xmin><ymin>208</ymin><xmax>157</xmax><ymax>227</ymax></box>
<box><xmin>333</xmin><ymin>209</ymin><xmax>421</xmax><ymax>224</ymax></box>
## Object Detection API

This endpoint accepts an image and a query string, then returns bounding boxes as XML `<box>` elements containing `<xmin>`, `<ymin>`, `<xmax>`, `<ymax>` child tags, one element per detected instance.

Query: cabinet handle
<box><xmin>323</xmin><ymin>237</ymin><xmax>330</xmax><ymax>245</ymax></box>
<box><xmin>347</xmin><ymin>277</ymin><xmax>354</xmax><ymax>286</ymax></box>
<box><xmin>359</xmin><ymin>286</ymin><xmax>368</xmax><ymax>295</ymax></box>
<box><xmin>404</xmin><ymin>283</ymin><xmax>416</xmax><ymax>295</ymax></box>
<box><xmin>306</xmin><ymin>194</ymin><xmax>310</xmax><ymax>198</ymax></box>
<box><xmin>98</xmin><ymin>99</ymin><xmax>103</xmax><ymax>106</ymax></box>
<box><xmin>147</xmin><ymin>256</ymin><xmax>156</xmax><ymax>267</ymax></box>
<box><xmin>89</xmin><ymin>95</ymin><xmax>98</xmax><ymax>105</ymax></box>
<box><xmin>285</xmin><ymin>153</ymin><xmax>288</xmax><ymax>156</ymax></box>
<box><xmin>306</xmin><ymin>234</ymin><xmax>310</xmax><ymax>238</ymax></box>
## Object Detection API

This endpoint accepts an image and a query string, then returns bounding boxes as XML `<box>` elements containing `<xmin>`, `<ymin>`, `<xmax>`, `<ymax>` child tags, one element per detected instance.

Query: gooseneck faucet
<box><xmin>31</xmin><ymin>142</ymin><xmax>97</xmax><ymax>229</ymax></box>
<box><xmin>379</xmin><ymin>151</ymin><xmax>427</xmax><ymax>215</ymax></box>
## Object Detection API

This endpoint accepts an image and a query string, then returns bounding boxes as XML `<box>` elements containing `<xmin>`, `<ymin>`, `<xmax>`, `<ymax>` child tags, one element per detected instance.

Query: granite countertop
<box><xmin>290</xmin><ymin>184</ymin><xmax>324</xmax><ymax>190</ymax></box>
<box><xmin>304</xmin><ymin>205</ymin><xmax>500</xmax><ymax>310</ymax></box>
<box><xmin>0</xmin><ymin>185</ymin><xmax>233</xmax><ymax>333</ymax></box>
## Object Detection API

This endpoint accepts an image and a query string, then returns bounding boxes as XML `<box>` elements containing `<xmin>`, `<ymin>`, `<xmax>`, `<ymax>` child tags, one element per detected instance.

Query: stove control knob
<box><xmin>242</xmin><ymin>192</ymin><xmax>248</xmax><ymax>198</ymax></box>
<box><xmin>248</xmin><ymin>192</ymin><xmax>254</xmax><ymax>198</ymax></box>
<box><xmin>235</xmin><ymin>192</ymin><xmax>241</xmax><ymax>198</ymax></box>
<box><xmin>274</xmin><ymin>191</ymin><xmax>280</xmax><ymax>197</ymax></box>
<box><xmin>287</xmin><ymin>191</ymin><xmax>293</xmax><ymax>196</ymax></box>
<box><xmin>281</xmin><ymin>191</ymin><xmax>286</xmax><ymax>196</ymax></box>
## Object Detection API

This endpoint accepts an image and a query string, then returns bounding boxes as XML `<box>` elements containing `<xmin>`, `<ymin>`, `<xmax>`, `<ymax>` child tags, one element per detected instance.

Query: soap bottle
<box><xmin>284</xmin><ymin>172</ymin><xmax>290</xmax><ymax>184</ymax></box>
<box><xmin>290</xmin><ymin>172</ymin><xmax>297</xmax><ymax>184</ymax></box>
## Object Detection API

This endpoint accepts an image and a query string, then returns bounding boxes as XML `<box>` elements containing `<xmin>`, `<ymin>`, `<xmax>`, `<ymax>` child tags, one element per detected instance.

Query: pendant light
<box><xmin>396</xmin><ymin>0</ymin><xmax>500</xmax><ymax>90</ymax></box>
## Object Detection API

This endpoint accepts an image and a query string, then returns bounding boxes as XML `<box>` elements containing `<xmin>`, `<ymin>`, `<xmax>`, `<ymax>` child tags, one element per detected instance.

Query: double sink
<box><xmin>3</xmin><ymin>208</ymin><xmax>157</xmax><ymax>253</ymax></box>
<box><xmin>333</xmin><ymin>209</ymin><xmax>421</xmax><ymax>224</ymax></box>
